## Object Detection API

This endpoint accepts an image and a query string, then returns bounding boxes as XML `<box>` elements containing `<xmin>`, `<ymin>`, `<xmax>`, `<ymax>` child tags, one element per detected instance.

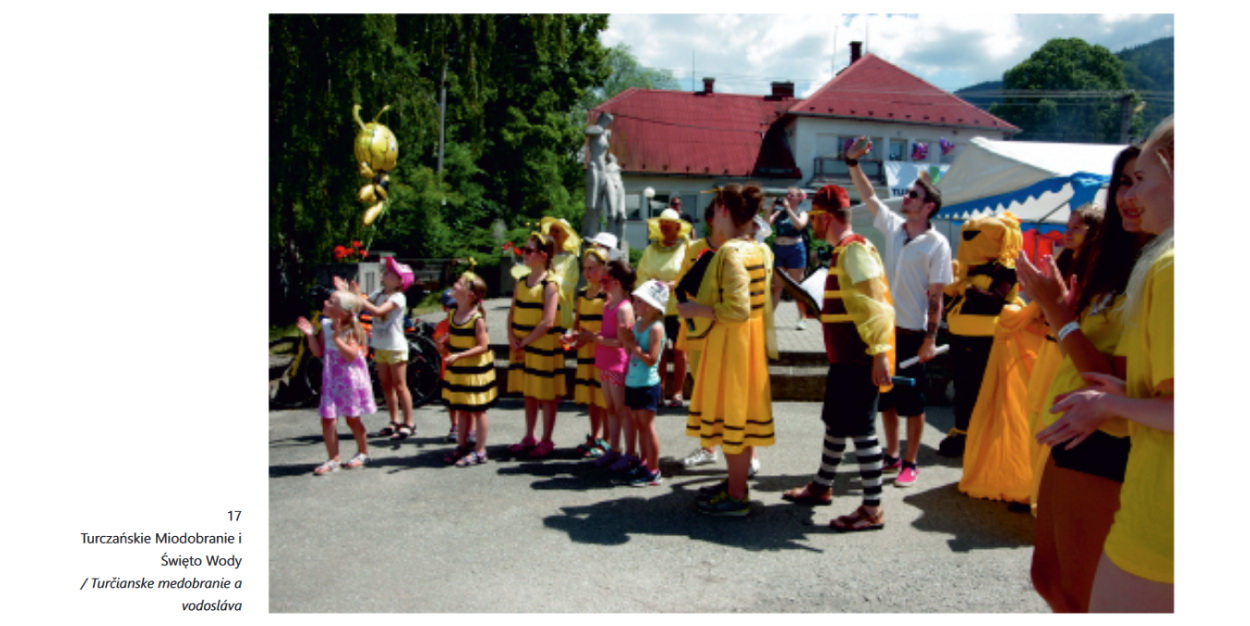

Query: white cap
<box><xmin>632</xmin><ymin>279</ymin><xmax>669</xmax><ymax>312</ymax></box>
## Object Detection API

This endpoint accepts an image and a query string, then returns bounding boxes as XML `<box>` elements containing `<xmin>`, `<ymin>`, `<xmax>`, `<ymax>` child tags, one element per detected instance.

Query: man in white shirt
<box><xmin>845</xmin><ymin>137</ymin><xmax>952</xmax><ymax>488</ymax></box>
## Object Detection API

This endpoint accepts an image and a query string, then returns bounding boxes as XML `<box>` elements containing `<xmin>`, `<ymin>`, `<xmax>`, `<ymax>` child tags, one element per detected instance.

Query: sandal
<box><xmin>575</xmin><ymin>434</ymin><xmax>595</xmax><ymax>456</ymax></box>
<box><xmin>829</xmin><ymin>505</ymin><xmax>885</xmax><ymax>532</ymax></box>
<box><xmin>508</xmin><ymin>436</ymin><xmax>537</xmax><ymax>455</ymax></box>
<box><xmin>666</xmin><ymin>395</ymin><xmax>684</xmax><ymax>408</ymax></box>
<box><xmin>528</xmin><ymin>440</ymin><xmax>556</xmax><ymax>459</ymax></box>
<box><xmin>443</xmin><ymin>445</ymin><xmax>469</xmax><ymax>465</ymax></box>
<box><xmin>343</xmin><ymin>452</ymin><xmax>369</xmax><ymax>469</ymax></box>
<box><xmin>391</xmin><ymin>424</ymin><xmax>414</xmax><ymax>440</ymax></box>
<box><xmin>377</xmin><ymin>422</ymin><xmax>401</xmax><ymax>438</ymax></box>
<box><xmin>455</xmin><ymin>451</ymin><xmax>488</xmax><ymax>467</ymax></box>
<box><xmin>313</xmin><ymin>459</ymin><xmax>340</xmax><ymax>475</ymax></box>
<box><xmin>781</xmin><ymin>482</ymin><xmax>833</xmax><ymax>506</ymax></box>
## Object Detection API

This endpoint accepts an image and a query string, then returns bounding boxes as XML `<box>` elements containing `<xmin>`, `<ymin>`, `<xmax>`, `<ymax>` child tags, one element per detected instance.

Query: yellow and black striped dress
<box><xmin>572</xmin><ymin>287</ymin><xmax>607</xmax><ymax>408</ymax></box>
<box><xmin>441</xmin><ymin>310</ymin><xmax>498</xmax><ymax>412</ymax></box>
<box><xmin>686</xmin><ymin>239</ymin><xmax>776</xmax><ymax>454</ymax></box>
<box><xmin>507</xmin><ymin>276</ymin><xmax>568</xmax><ymax>400</ymax></box>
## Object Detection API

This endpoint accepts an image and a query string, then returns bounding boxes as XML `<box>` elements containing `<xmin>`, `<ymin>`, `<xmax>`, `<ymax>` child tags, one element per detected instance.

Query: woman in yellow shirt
<box><xmin>637</xmin><ymin>206</ymin><xmax>691</xmax><ymax>407</ymax></box>
<box><xmin>1037</xmin><ymin>116</ymin><xmax>1174</xmax><ymax>612</ymax></box>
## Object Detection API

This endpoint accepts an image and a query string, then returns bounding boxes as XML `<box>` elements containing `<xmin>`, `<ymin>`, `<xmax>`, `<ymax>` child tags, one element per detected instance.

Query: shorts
<box><xmin>879</xmin><ymin>329</ymin><xmax>926</xmax><ymax>417</ymax></box>
<box><xmin>374</xmin><ymin>348</ymin><xmax>408</xmax><ymax>365</ymax></box>
<box><xmin>820</xmin><ymin>362</ymin><xmax>880</xmax><ymax>437</ymax></box>
<box><xmin>772</xmin><ymin>241</ymin><xmax>807</xmax><ymax>270</ymax></box>
<box><xmin>663</xmin><ymin>316</ymin><xmax>680</xmax><ymax>349</ymax></box>
<box><xmin>625</xmin><ymin>384</ymin><xmax>662</xmax><ymax>412</ymax></box>
<box><xmin>599</xmin><ymin>369</ymin><xmax>625</xmax><ymax>387</ymax></box>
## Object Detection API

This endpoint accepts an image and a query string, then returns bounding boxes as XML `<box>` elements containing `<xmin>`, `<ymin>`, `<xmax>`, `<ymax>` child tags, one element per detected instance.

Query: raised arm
<box><xmin>844</xmin><ymin>136</ymin><xmax>884</xmax><ymax>218</ymax></box>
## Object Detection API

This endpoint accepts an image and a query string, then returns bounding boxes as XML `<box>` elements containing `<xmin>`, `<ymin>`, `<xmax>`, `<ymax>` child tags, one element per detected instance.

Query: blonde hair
<box><xmin>1119</xmin><ymin>116</ymin><xmax>1175</xmax><ymax>325</ymax></box>
<box><xmin>331</xmin><ymin>290</ymin><xmax>368</xmax><ymax>346</ymax></box>
<box><xmin>460</xmin><ymin>271</ymin><xmax>488</xmax><ymax>316</ymax></box>
<box><xmin>582</xmin><ymin>246</ymin><xmax>608</xmax><ymax>265</ymax></box>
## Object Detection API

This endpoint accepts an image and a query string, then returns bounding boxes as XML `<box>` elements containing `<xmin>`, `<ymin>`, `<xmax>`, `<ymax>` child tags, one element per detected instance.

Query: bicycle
<box><xmin>269</xmin><ymin>287</ymin><xmax>443</xmax><ymax>410</ymax></box>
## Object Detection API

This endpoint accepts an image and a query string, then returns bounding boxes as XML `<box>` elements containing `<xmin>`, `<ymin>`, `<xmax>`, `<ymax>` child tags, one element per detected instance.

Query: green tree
<box><xmin>990</xmin><ymin>38</ymin><xmax>1136</xmax><ymax>143</ymax></box>
<box><xmin>270</xmin><ymin>15</ymin><xmax>611</xmax><ymax>322</ymax></box>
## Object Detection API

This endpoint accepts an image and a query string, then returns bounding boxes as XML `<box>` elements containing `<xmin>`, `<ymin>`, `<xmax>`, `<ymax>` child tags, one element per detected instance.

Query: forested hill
<box><xmin>954</xmin><ymin>36</ymin><xmax>1173</xmax><ymax>117</ymax></box>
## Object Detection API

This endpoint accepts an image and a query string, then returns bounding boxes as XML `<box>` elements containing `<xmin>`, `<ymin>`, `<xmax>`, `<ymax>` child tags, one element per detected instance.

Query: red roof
<box><xmin>592</xmin><ymin>89</ymin><xmax>801</xmax><ymax>179</ymax></box>
<box><xmin>790</xmin><ymin>53</ymin><xmax>1020</xmax><ymax>132</ymax></box>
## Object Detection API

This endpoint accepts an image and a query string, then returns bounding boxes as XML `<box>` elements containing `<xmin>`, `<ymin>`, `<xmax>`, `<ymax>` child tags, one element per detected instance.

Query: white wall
<box><xmin>786</xmin><ymin>116</ymin><xmax>1011</xmax><ymax>190</ymax></box>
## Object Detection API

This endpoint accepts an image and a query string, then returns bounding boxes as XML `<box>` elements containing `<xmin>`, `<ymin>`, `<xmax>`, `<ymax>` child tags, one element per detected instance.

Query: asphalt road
<box><xmin>269</xmin><ymin>397</ymin><xmax>1048</xmax><ymax>613</ymax></box>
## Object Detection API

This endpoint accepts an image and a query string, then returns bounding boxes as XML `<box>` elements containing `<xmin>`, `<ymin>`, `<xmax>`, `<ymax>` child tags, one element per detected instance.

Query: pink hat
<box><xmin>383</xmin><ymin>256</ymin><xmax>415</xmax><ymax>291</ymax></box>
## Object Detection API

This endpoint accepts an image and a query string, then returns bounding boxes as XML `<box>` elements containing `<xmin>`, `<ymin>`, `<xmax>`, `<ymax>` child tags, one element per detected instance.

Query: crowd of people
<box><xmin>294</xmin><ymin>115</ymin><xmax>1175</xmax><ymax>612</ymax></box>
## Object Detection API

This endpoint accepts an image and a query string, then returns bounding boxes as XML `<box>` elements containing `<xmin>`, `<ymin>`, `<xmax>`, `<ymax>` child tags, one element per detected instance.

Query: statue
<box><xmin>604</xmin><ymin>153</ymin><xmax>626</xmax><ymax>249</ymax></box>
<box><xmin>583</xmin><ymin>111</ymin><xmax>613</xmax><ymax>239</ymax></box>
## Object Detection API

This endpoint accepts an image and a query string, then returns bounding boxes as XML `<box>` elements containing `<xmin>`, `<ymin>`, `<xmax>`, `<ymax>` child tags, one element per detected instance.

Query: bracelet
<box><xmin>845</xmin><ymin>158</ymin><xmax>859</xmax><ymax>167</ymax></box>
<box><xmin>1055</xmin><ymin>321</ymin><xmax>1081</xmax><ymax>343</ymax></box>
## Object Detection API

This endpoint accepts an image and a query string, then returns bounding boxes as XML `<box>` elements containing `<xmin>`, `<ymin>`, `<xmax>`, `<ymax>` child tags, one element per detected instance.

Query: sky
<box><xmin>600</xmin><ymin>13</ymin><xmax>1175</xmax><ymax>97</ymax></box>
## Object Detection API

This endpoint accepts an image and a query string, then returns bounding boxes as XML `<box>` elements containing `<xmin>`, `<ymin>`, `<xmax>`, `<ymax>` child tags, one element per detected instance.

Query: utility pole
<box><xmin>1118</xmin><ymin>91</ymin><xmax>1135</xmax><ymax>144</ymax></box>
<box><xmin>437</xmin><ymin>58</ymin><xmax>448</xmax><ymax>175</ymax></box>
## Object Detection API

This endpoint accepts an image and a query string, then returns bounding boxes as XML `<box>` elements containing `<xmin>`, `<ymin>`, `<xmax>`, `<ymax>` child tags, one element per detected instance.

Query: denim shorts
<box><xmin>772</xmin><ymin>241</ymin><xmax>807</xmax><ymax>270</ymax></box>
<box><xmin>625</xmin><ymin>384</ymin><xmax>662</xmax><ymax>412</ymax></box>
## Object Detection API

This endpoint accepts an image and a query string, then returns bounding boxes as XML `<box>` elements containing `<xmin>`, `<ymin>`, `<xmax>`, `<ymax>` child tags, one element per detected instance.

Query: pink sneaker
<box><xmin>894</xmin><ymin>464</ymin><xmax>918</xmax><ymax>488</ymax></box>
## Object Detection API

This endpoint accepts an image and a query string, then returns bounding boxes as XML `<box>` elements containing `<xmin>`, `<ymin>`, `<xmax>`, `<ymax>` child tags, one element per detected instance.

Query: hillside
<box><xmin>955</xmin><ymin>36</ymin><xmax>1174</xmax><ymax>132</ymax></box>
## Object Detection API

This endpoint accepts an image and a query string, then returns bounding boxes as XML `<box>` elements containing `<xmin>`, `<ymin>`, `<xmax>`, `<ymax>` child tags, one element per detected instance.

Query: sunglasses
<box><xmin>906</xmin><ymin>189</ymin><xmax>925</xmax><ymax>200</ymax></box>
<box><xmin>522</xmin><ymin>246</ymin><xmax>540</xmax><ymax>254</ymax></box>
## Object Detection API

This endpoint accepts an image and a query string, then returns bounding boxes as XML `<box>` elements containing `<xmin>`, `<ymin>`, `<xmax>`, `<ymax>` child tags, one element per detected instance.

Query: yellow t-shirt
<box><xmin>1040</xmin><ymin>294</ymin><xmax>1129</xmax><ymax>434</ymax></box>
<box><xmin>637</xmin><ymin>240</ymin><xmax>687</xmax><ymax>316</ymax></box>
<box><xmin>1104</xmin><ymin>248</ymin><xmax>1174</xmax><ymax>583</ymax></box>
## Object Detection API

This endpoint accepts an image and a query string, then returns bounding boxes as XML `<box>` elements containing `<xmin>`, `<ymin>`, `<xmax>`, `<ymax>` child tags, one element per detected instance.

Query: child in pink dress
<box><xmin>296</xmin><ymin>290</ymin><xmax>376</xmax><ymax>475</ymax></box>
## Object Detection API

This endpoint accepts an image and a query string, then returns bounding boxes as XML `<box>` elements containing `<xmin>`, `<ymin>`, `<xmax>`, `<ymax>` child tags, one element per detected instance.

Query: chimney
<box><xmin>850</xmin><ymin>41</ymin><xmax>863</xmax><ymax>64</ymax></box>
<box><xmin>770</xmin><ymin>81</ymin><xmax>795</xmax><ymax>99</ymax></box>
<box><xmin>702</xmin><ymin>77</ymin><xmax>715</xmax><ymax>94</ymax></box>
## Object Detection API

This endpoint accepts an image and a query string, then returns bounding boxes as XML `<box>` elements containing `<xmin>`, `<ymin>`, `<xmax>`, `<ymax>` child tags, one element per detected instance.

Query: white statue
<box><xmin>584</xmin><ymin>111</ymin><xmax>613</xmax><ymax>239</ymax></box>
<box><xmin>604</xmin><ymin>153</ymin><xmax>626</xmax><ymax>246</ymax></box>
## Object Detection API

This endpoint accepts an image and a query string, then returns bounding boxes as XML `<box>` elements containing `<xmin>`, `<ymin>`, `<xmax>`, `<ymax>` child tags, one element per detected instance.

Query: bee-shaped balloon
<box><xmin>353</xmin><ymin>104</ymin><xmax>399</xmax><ymax>227</ymax></box>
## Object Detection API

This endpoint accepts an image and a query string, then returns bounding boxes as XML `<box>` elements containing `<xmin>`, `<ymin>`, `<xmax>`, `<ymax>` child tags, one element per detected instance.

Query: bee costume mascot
<box><xmin>954</xmin><ymin>211</ymin><xmax>1050</xmax><ymax>504</ymax></box>
<box><xmin>939</xmin><ymin>213</ymin><xmax>1023</xmax><ymax>459</ymax></box>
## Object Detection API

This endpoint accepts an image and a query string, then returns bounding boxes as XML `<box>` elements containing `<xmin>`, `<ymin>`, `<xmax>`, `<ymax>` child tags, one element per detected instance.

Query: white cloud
<box><xmin>600</xmin><ymin>13</ymin><xmax>1174</xmax><ymax>95</ymax></box>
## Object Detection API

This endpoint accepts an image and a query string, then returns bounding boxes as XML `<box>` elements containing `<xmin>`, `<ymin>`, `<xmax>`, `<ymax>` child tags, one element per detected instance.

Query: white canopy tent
<box><xmin>852</xmin><ymin>137</ymin><xmax>1127</xmax><ymax>256</ymax></box>
<box><xmin>934</xmin><ymin>137</ymin><xmax>1126</xmax><ymax>224</ymax></box>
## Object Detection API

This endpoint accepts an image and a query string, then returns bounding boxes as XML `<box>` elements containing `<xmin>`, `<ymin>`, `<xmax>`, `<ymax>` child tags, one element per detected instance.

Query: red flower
<box><xmin>352</xmin><ymin>240</ymin><xmax>362</xmax><ymax>248</ymax></box>
<box><xmin>360</xmin><ymin>250</ymin><xmax>368</xmax><ymax>258</ymax></box>
<box><xmin>334</xmin><ymin>245</ymin><xmax>347</xmax><ymax>259</ymax></box>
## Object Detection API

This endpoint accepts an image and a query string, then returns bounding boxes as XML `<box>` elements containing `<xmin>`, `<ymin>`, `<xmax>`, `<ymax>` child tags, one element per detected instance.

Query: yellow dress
<box><xmin>685</xmin><ymin>239</ymin><xmax>777</xmax><ymax>454</ymax></box>
<box><xmin>674</xmin><ymin>238</ymin><xmax>712</xmax><ymax>363</ymax></box>
<box><xmin>957</xmin><ymin>302</ymin><xmax>1046</xmax><ymax>503</ymax></box>
<box><xmin>1104</xmin><ymin>249</ymin><xmax>1174</xmax><ymax>584</ymax></box>
<box><xmin>572</xmin><ymin>287</ymin><xmax>607</xmax><ymax>408</ymax></box>
<box><xmin>441</xmin><ymin>310</ymin><xmax>498</xmax><ymax>412</ymax></box>
<box><xmin>1025</xmin><ymin>324</ymin><xmax>1064</xmax><ymax>512</ymax></box>
<box><xmin>506</xmin><ymin>275</ymin><xmax>568</xmax><ymax>400</ymax></box>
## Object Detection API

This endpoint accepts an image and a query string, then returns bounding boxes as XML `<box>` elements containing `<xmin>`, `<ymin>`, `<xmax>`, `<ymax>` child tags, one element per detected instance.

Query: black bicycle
<box><xmin>269</xmin><ymin>297</ymin><xmax>442</xmax><ymax>410</ymax></box>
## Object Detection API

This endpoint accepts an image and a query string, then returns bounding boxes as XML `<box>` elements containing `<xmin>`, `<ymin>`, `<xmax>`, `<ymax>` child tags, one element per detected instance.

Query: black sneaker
<box><xmin>697</xmin><ymin>489</ymin><xmax>751</xmax><ymax>517</ymax></box>
<box><xmin>696</xmin><ymin>480</ymin><xmax>729</xmax><ymax>502</ymax></box>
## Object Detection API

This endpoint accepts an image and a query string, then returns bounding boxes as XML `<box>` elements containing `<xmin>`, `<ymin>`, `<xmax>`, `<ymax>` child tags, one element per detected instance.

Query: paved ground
<box><xmin>269</xmin><ymin>396</ymin><xmax>1047</xmax><ymax>613</ymax></box>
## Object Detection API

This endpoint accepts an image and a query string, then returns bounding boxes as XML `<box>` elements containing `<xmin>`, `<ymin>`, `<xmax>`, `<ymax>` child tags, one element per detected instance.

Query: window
<box><xmin>889</xmin><ymin>139</ymin><xmax>907</xmax><ymax>161</ymax></box>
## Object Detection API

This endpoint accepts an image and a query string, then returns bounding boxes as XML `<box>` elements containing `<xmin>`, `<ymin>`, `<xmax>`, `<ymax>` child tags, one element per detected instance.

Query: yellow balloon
<box><xmin>353</xmin><ymin>104</ymin><xmax>398</xmax><ymax>178</ymax></box>
<box><xmin>362</xmin><ymin>202</ymin><xmax>386</xmax><ymax>227</ymax></box>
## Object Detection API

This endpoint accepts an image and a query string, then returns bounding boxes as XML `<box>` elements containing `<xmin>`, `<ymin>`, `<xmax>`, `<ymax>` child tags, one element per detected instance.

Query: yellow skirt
<box><xmin>572</xmin><ymin>343</ymin><xmax>605</xmax><ymax>408</ymax></box>
<box><xmin>685</xmin><ymin>315</ymin><xmax>774</xmax><ymax>454</ymax></box>
<box><xmin>506</xmin><ymin>334</ymin><xmax>567</xmax><ymax>401</ymax></box>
